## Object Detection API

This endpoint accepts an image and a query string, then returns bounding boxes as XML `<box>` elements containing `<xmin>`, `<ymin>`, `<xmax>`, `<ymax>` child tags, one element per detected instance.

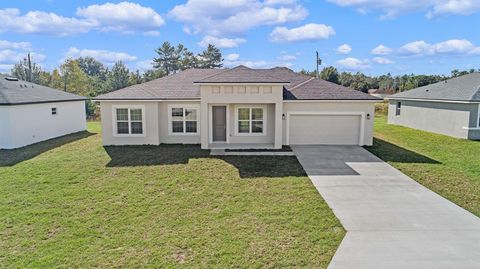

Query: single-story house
<box><xmin>95</xmin><ymin>65</ymin><xmax>380</xmax><ymax>149</ymax></box>
<box><xmin>387</xmin><ymin>72</ymin><xmax>480</xmax><ymax>140</ymax></box>
<box><xmin>0</xmin><ymin>75</ymin><xmax>87</xmax><ymax>149</ymax></box>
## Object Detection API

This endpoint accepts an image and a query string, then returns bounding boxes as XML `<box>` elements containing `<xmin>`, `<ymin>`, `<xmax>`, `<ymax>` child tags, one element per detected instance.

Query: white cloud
<box><xmin>65</xmin><ymin>47</ymin><xmax>137</xmax><ymax>64</ymax></box>
<box><xmin>0</xmin><ymin>50</ymin><xmax>46</xmax><ymax>64</ymax></box>
<box><xmin>427</xmin><ymin>0</ymin><xmax>480</xmax><ymax>18</ymax></box>
<box><xmin>0</xmin><ymin>8</ymin><xmax>95</xmax><ymax>36</ymax></box>
<box><xmin>399</xmin><ymin>39</ymin><xmax>477</xmax><ymax>56</ymax></box>
<box><xmin>337</xmin><ymin>44</ymin><xmax>352</xmax><ymax>54</ymax></box>
<box><xmin>336</xmin><ymin>57</ymin><xmax>371</xmax><ymax>71</ymax></box>
<box><xmin>226</xmin><ymin>53</ymin><xmax>240</xmax><ymax>61</ymax></box>
<box><xmin>0</xmin><ymin>2</ymin><xmax>164</xmax><ymax>36</ymax></box>
<box><xmin>372</xmin><ymin>57</ymin><xmax>395</xmax><ymax>64</ymax></box>
<box><xmin>135</xmin><ymin>60</ymin><xmax>154</xmax><ymax>72</ymax></box>
<box><xmin>270</xmin><ymin>23</ymin><xmax>335</xmax><ymax>42</ymax></box>
<box><xmin>0</xmin><ymin>40</ymin><xmax>32</xmax><ymax>50</ymax></box>
<box><xmin>327</xmin><ymin>0</ymin><xmax>480</xmax><ymax>18</ymax></box>
<box><xmin>371</xmin><ymin>44</ymin><xmax>392</xmax><ymax>55</ymax></box>
<box><xmin>277</xmin><ymin>52</ymin><xmax>297</xmax><ymax>61</ymax></box>
<box><xmin>169</xmin><ymin>0</ymin><xmax>308</xmax><ymax>37</ymax></box>
<box><xmin>198</xmin><ymin>36</ymin><xmax>246</xmax><ymax>49</ymax></box>
<box><xmin>76</xmin><ymin>2</ymin><xmax>164</xmax><ymax>34</ymax></box>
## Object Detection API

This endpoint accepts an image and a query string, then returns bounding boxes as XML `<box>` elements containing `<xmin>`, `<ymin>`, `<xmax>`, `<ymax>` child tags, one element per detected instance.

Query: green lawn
<box><xmin>366</xmin><ymin>116</ymin><xmax>480</xmax><ymax>217</ymax></box>
<box><xmin>0</xmin><ymin>122</ymin><xmax>344</xmax><ymax>268</ymax></box>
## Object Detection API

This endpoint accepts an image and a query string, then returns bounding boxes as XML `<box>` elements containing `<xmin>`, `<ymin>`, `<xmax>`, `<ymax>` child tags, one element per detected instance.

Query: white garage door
<box><xmin>288</xmin><ymin>114</ymin><xmax>362</xmax><ymax>145</ymax></box>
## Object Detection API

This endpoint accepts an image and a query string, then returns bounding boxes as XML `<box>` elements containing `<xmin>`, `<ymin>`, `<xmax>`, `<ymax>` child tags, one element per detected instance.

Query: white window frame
<box><xmin>167</xmin><ymin>104</ymin><xmax>200</xmax><ymax>136</ymax></box>
<box><xmin>112</xmin><ymin>105</ymin><xmax>146</xmax><ymax>137</ymax></box>
<box><xmin>234</xmin><ymin>105</ymin><xmax>267</xmax><ymax>136</ymax></box>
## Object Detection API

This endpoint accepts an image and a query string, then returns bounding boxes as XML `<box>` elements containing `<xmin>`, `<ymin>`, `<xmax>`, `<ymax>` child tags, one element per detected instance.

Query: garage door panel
<box><xmin>289</xmin><ymin>114</ymin><xmax>361</xmax><ymax>145</ymax></box>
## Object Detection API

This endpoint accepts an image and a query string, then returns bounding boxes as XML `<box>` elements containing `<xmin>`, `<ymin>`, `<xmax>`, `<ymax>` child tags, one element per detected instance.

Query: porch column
<box><xmin>274</xmin><ymin>102</ymin><xmax>283</xmax><ymax>149</ymax></box>
<box><xmin>201</xmin><ymin>101</ymin><xmax>209</xmax><ymax>149</ymax></box>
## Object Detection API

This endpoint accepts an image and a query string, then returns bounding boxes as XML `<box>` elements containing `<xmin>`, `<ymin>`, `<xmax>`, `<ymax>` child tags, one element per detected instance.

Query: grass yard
<box><xmin>366</xmin><ymin>116</ymin><xmax>480</xmax><ymax>217</ymax></box>
<box><xmin>0</xmin><ymin>122</ymin><xmax>344</xmax><ymax>268</ymax></box>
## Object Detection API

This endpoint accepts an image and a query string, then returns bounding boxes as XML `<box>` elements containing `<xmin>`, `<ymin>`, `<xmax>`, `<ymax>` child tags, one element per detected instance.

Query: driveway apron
<box><xmin>292</xmin><ymin>145</ymin><xmax>480</xmax><ymax>269</ymax></box>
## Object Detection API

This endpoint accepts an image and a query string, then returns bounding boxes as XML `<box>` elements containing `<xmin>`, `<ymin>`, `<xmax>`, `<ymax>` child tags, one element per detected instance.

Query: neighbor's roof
<box><xmin>96</xmin><ymin>65</ymin><xmax>380</xmax><ymax>101</ymax></box>
<box><xmin>0</xmin><ymin>75</ymin><xmax>86</xmax><ymax>105</ymax></box>
<box><xmin>389</xmin><ymin>72</ymin><xmax>480</xmax><ymax>102</ymax></box>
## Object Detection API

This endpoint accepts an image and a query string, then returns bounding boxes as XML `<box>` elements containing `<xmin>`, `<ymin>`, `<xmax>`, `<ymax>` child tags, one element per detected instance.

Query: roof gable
<box><xmin>390</xmin><ymin>72</ymin><xmax>480</xmax><ymax>102</ymax></box>
<box><xmin>0</xmin><ymin>76</ymin><xmax>86</xmax><ymax>105</ymax></box>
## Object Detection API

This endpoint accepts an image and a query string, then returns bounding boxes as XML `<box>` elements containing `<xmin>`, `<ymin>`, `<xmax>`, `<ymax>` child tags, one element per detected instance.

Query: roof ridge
<box><xmin>193</xmin><ymin>67</ymin><xmax>237</xmax><ymax>82</ymax></box>
<box><xmin>288</xmin><ymin>77</ymin><xmax>315</xmax><ymax>91</ymax></box>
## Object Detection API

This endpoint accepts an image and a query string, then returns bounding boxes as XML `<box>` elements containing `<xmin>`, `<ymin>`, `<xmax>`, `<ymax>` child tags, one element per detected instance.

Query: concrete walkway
<box><xmin>292</xmin><ymin>145</ymin><xmax>480</xmax><ymax>269</ymax></box>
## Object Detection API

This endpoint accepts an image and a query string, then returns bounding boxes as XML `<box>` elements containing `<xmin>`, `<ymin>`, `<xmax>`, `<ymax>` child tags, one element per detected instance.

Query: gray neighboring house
<box><xmin>0</xmin><ymin>75</ymin><xmax>87</xmax><ymax>149</ymax></box>
<box><xmin>95</xmin><ymin>65</ymin><xmax>380</xmax><ymax>149</ymax></box>
<box><xmin>387</xmin><ymin>72</ymin><xmax>480</xmax><ymax>140</ymax></box>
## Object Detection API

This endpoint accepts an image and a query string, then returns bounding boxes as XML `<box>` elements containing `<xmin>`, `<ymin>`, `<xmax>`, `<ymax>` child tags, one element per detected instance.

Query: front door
<box><xmin>212</xmin><ymin>106</ymin><xmax>227</xmax><ymax>142</ymax></box>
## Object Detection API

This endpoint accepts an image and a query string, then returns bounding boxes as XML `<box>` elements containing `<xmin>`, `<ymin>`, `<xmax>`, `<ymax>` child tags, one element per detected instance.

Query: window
<box><xmin>51</xmin><ymin>107</ymin><xmax>57</xmax><ymax>115</ymax></box>
<box><xmin>114</xmin><ymin>107</ymin><xmax>144</xmax><ymax>136</ymax></box>
<box><xmin>236</xmin><ymin>106</ymin><xmax>266</xmax><ymax>135</ymax></box>
<box><xmin>395</xmin><ymin>102</ymin><xmax>401</xmax><ymax>116</ymax></box>
<box><xmin>169</xmin><ymin>106</ymin><xmax>199</xmax><ymax>134</ymax></box>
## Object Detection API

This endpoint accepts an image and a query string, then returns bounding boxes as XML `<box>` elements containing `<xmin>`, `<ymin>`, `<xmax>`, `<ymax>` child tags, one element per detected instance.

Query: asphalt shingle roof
<box><xmin>0</xmin><ymin>75</ymin><xmax>86</xmax><ymax>105</ymax></box>
<box><xmin>194</xmin><ymin>65</ymin><xmax>291</xmax><ymax>84</ymax></box>
<box><xmin>389</xmin><ymin>72</ymin><xmax>480</xmax><ymax>102</ymax></box>
<box><xmin>96</xmin><ymin>65</ymin><xmax>380</xmax><ymax>101</ymax></box>
<box><xmin>95</xmin><ymin>69</ymin><xmax>224</xmax><ymax>100</ymax></box>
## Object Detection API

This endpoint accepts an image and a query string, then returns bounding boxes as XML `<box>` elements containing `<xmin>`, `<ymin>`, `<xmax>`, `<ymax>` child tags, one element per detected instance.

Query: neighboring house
<box><xmin>95</xmin><ymin>65</ymin><xmax>380</xmax><ymax>149</ymax></box>
<box><xmin>0</xmin><ymin>76</ymin><xmax>87</xmax><ymax>149</ymax></box>
<box><xmin>387</xmin><ymin>73</ymin><xmax>480</xmax><ymax>140</ymax></box>
<box><xmin>368</xmin><ymin>88</ymin><xmax>393</xmax><ymax>99</ymax></box>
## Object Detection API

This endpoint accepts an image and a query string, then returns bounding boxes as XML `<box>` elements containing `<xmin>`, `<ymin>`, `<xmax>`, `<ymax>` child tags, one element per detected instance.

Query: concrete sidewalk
<box><xmin>292</xmin><ymin>145</ymin><xmax>480</xmax><ymax>269</ymax></box>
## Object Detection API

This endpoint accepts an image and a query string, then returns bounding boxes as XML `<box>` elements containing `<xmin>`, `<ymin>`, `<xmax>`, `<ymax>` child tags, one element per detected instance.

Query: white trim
<box><xmin>208</xmin><ymin>104</ymin><xmax>230</xmax><ymax>144</ymax></box>
<box><xmin>167</xmin><ymin>104</ymin><xmax>200</xmax><ymax>136</ymax></box>
<box><xmin>477</xmin><ymin>104</ymin><xmax>480</xmax><ymax>128</ymax></box>
<box><xmin>282</xmin><ymin>100</ymin><xmax>380</xmax><ymax>103</ymax></box>
<box><xmin>234</xmin><ymin>105</ymin><xmax>267</xmax><ymax>136</ymax></box>
<box><xmin>462</xmin><ymin>127</ymin><xmax>480</xmax><ymax>130</ymax></box>
<box><xmin>285</xmin><ymin>111</ymin><xmax>365</xmax><ymax>146</ymax></box>
<box><xmin>386</xmin><ymin>97</ymin><xmax>480</xmax><ymax>104</ymax></box>
<box><xmin>112</xmin><ymin>105</ymin><xmax>146</xmax><ymax>137</ymax></box>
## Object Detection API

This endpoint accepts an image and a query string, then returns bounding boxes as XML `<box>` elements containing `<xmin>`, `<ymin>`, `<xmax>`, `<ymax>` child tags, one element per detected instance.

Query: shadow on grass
<box><xmin>0</xmin><ymin>131</ymin><xmax>94</xmax><ymax>167</ymax></box>
<box><xmin>365</xmin><ymin>138</ymin><xmax>441</xmax><ymax>164</ymax></box>
<box><xmin>105</xmin><ymin>144</ymin><xmax>306</xmax><ymax>178</ymax></box>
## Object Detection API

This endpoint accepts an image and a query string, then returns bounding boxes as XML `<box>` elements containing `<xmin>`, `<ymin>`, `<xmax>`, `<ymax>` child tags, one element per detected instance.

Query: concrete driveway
<box><xmin>292</xmin><ymin>145</ymin><xmax>480</xmax><ymax>269</ymax></box>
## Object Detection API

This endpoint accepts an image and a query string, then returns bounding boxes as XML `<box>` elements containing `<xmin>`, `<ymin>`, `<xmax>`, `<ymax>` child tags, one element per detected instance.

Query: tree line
<box><xmin>301</xmin><ymin>66</ymin><xmax>480</xmax><ymax>93</ymax></box>
<box><xmin>9</xmin><ymin>42</ymin><xmax>223</xmax><ymax>116</ymax></box>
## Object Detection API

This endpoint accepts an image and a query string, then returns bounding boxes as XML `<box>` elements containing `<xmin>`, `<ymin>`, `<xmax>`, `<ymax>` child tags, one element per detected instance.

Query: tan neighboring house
<box><xmin>95</xmin><ymin>65</ymin><xmax>380</xmax><ymax>149</ymax></box>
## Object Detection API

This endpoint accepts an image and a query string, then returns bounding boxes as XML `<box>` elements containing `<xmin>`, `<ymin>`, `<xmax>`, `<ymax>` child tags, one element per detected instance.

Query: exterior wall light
<box><xmin>367</xmin><ymin>113</ymin><xmax>371</xmax><ymax>120</ymax></box>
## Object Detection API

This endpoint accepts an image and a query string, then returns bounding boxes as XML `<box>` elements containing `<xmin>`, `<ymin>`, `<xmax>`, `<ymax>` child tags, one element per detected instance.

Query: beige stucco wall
<box><xmin>100</xmin><ymin>101</ymin><xmax>159</xmax><ymax>146</ymax></box>
<box><xmin>199</xmin><ymin>84</ymin><xmax>284</xmax><ymax>148</ymax></box>
<box><xmin>226</xmin><ymin>103</ymin><xmax>275</xmax><ymax>144</ymax></box>
<box><xmin>283</xmin><ymin>102</ymin><xmax>375</xmax><ymax>146</ymax></box>
<box><xmin>158</xmin><ymin>101</ymin><xmax>201</xmax><ymax>144</ymax></box>
<box><xmin>387</xmin><ymin>100</ymin><xmax>475</xmax><ymax>139</ymax></box>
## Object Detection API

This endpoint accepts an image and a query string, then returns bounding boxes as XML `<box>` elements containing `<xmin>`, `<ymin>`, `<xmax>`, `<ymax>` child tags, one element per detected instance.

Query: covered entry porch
<box><xmin>202</xmin><ymin>103</ymin><xmax>283</xmax><ymax>149</ymax></box>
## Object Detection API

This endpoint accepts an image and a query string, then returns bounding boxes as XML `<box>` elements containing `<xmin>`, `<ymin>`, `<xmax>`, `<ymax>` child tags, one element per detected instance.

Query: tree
<box><xmin>128</xmin><ymin>70</ymin><xmax>143</xmax><ymax>86</ymax></box>
<box><xmin>143</xmin><ymin>69</ymin><xmax>165</xmax><ymax>82</ymax></box>
<box><xmin>198</xmin><ymin>44</ymin><xmax>223</xmax><ymax>69</ymax></box>
<box><xmin>60</xmin><ymin>59</ymin><xmax>92</xmax><ymax>96</ymax></box>
<box><xmin>153</xmin><ymin>41</ymin><xmax>180</xmax><ymax>75</ymax></box>
<box><xmin>320</xmin><ymin>66</ymin><xmax>339</xmax><ymax>84</ymax></box>
<box><xmin>77</xmin><ymin>57</ymin><xmax>107</xmax><ymax>79</ymax></box>
<box><xmin>107</xmin><ymin>61</ymin><xmax>130</xmax><ymax>91</ymax></box>
<box><xmin>11</xmin><ymin>53</ymin><xmax>43</xmax><ymax>84</ymax></box>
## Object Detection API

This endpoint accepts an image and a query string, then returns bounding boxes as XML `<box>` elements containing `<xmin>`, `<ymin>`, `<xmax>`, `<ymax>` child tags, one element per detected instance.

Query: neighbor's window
<box><xmin>237</xmin><ymin>107</ymin><xmax>265</xmax><ymax>135</ymax></box>
<box><xmin>395</xmin><ymin>102</ymin><xmax>401</xmax><ymax>116</ymax></box>
<box><xmin>51</xmin><ymin>107</ymin><xmax>57</xmax><ymax>115</ymax></box>
<box><xmin>115</xmin><ymin>107</ymin><xmax>144</xmax><ymax>135</ymax></box>
<box><xmin>169</xmin><ymin>106</ymin><xmax>199</xmax><ymax>134</ymax></box>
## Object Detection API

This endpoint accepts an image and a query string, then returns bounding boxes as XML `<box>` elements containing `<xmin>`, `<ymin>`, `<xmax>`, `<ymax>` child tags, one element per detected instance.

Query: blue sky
<box><xmin>0</xmin><ymin>0</ymin><xmax>479</xmax><ymax>76</ymax></box>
